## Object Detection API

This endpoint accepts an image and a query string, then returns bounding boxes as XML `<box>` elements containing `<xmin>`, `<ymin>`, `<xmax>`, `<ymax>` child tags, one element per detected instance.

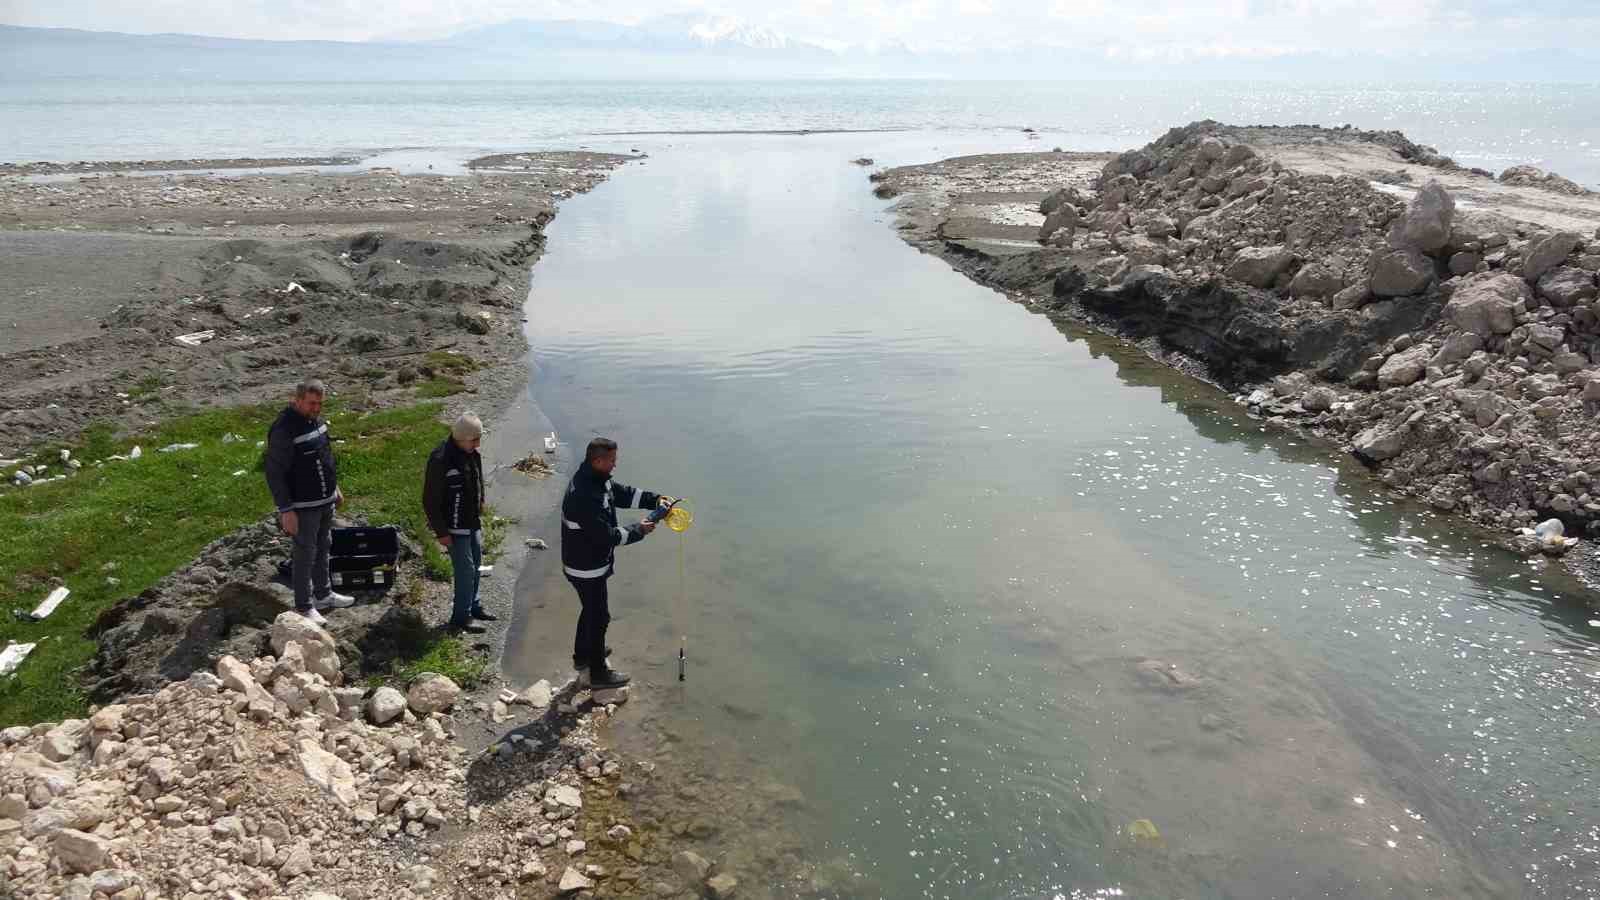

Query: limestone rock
<box><xmin>518</xmin><ymin>679</ymin><xmax>554</xmax><ymax>708</ymax></box>
<box><xmin>54</xmin><ymin>829</ymin><xmax>113</xmax><ymax>873</ymax></box>
<box><xmin>1445</xmin><ymin>273</ymin><xmax>1525</xmax><ymax>336</ymax></box>
<box><xmin>41</xmin><ymin>719</ymin><xmax>89</xmax><ymax>761</ymax></box>
<box><xmin>1288</xmin><ymin>260</ymin><xmax>1345</xmax><ymax>298</ymax></box>
<box><xmin>1523</xmin><ymin>231</ymin><xmax>1581</xmax><ymax>281</ymax></box>
<box><xmin>1331</xmin><ymin>283</ymin><xmax>1370</xmax><ymax>311</ymax></box>
<box><xmin>1225</xmin><ymin>245</ymin><xmax>1295</xmax><ymax>289</ymax></box>
<box><xmin>270</xmin><ymin>610</ymin><xmax>335</xmax><ymax>656</ymax></box>
<box><xmin>558</xmin><ymin>866</ymin><xmax>595</xmax><ymax>893</ymax></box>
<box><xmin>1537</xmin><ymin>266</ymin><xmax>1597</xmax><ymax>307</ymax></box>
<box><xmin>707</xmin><ymin>873</ymin><xmax>740</xmax><ymax>899</ymax></box>
<box><xmin>279</xmin><ymin>841</ymin><xmax>314</xmax><ymax>878</ymax></box>
<box><xmin>547</xmin><ymin>783</ymin><xmax>582</xmax><ymax>810</ymax></box>
<box><xmin>367</xmin><ymin>686</ymin><xmax>406</xmax><ymax>724</ymax></box>
<box><xmin>1369</xmin><ymin>247</ymin><xmax>1433</xmax><ymax>297</ymax></box>
<box><xmin>1353</xmin><ymin>425</ymin><xmax>1406</xmax><ymax>462</ymax></box>
<box><xmin>1378</xmin><ymin>344</ymin><xmax>1433</xmax><ymax>387</ymax></box>
<box><xmin>1429</xmin><ymin>332</ymin><xmax>1483</xmax><ymax>368</ymax></box>
<box><xmin>1387</xmin><ymin>180</ymin><xmax>1454</xmax><ymax>252</ymax></box>
<box><xmin>296</xmin><ymin>638</ymin><xmax>343</xmax><ymax>686</ymax></box>
<box><xmin>1302</xmin><ymin>386</ymin><xmax>1336</xmax><ymax>413</ymax></box>
<box><xmin>406</xmin><ymin>673</ymin><xmax>461</xmax><ymax>715</ymax></box>
<box><xmin>88</xmin><ymin>704</ymin><xmax>126</xmax><ymax>735</ymax></box>
<box><xmin>298</xmin><ymin>739</ymin><xmax>359</xmax><ymax>807</ymax></box>
<box><xmin>1448</xmin><ymin>251</ymin><xmax>1481</xmax><ymax>276</ymax></box>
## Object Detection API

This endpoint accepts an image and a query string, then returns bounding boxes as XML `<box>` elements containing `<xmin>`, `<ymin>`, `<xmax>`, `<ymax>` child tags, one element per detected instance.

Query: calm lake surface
<box><xmin>3</xmin><ymin>80</ymin><xmax>1598</xmax><ymax>188</ymax></box>
<box><xmin>506</xmin><ymin>133</ymin><xmax>1600</xmax><ymax>899</ymax></box>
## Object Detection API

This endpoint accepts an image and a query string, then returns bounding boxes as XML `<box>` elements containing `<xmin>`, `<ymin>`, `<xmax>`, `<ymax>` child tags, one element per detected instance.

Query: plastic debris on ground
<box><xmin>0</xmin><ymin>642</ymin><xmax>37</xmax><ymax>677</ymax></box>
<box><xmin>29</xmin><ymin>586</ymin><xmax>69</xmax><ymax>621</ymax></box>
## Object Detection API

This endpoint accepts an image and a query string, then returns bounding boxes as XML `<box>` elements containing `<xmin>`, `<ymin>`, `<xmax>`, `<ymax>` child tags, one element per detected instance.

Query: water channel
<box><xmin>506</xmin><ymin>133</ymin><xmax>1600</xmax><ymax>899</ymax></box>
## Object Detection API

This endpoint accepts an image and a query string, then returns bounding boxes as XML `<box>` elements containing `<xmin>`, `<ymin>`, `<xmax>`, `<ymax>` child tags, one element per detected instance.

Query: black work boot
<box><xmin>589</xmin><ymin>667</ymin><xmax>631</xmax><ymax>689</ymax></box>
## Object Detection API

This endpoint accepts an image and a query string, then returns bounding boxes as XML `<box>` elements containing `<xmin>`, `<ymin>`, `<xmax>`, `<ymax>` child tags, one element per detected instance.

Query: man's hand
<box><xmin>438</xmin><ymin>534</ymin><xmax>452</xmax><ymax>549</ymax></box>
<box><xmin>639</xmin><ymin>520</ymin><xmax>657</xmax><ymax>536</ymax></box>
<box><xmin>335</xmin><ymin>488</ymin><xmax>346</xmax><ymax>508</ymax></box>
<box><xmin>279</xmin><ymin>510</ymin><xmax>299</xmax><ymax>537</ymax></box>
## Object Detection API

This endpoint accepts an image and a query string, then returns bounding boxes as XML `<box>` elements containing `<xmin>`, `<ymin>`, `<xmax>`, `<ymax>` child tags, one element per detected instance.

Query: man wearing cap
<box><xmin>423</xmin><ymin>412</ymin><xmax>491</xmax><ymax>634</ymax></box>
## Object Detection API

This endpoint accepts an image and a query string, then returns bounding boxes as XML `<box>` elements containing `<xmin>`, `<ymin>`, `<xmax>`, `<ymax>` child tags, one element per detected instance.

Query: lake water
<box><xmin>2</xmin><ymin>80</ymin><xmax>1599</xmax><ymax>188</ymax></box>
<box><xmin>507</xmin><ymin>132</ymin><xmax>1600</xmax><ymax>899</ymax></box>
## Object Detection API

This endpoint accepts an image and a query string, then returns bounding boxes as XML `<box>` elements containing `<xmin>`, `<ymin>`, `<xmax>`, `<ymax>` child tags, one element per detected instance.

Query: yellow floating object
<box><xmin>1127</xmin><ymin>819</ymin><xmax>1163</xmax><ymax>846</ymax></box>
<box><xmin>664</xmin><ymin>500</ymin><xmax>694</xmax><ymax>533</ymax></box>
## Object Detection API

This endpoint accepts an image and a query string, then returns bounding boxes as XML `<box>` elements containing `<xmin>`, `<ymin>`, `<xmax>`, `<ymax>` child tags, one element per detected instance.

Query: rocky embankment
<box><xmin>0</xmin><ymin>607</ymin><xmax>764</xmax><ymax>900</ymax></box>
<box><xmin>876</xmin><ymin>122</ymin><xmax>1600</xmax><ymax>558</ymax></box>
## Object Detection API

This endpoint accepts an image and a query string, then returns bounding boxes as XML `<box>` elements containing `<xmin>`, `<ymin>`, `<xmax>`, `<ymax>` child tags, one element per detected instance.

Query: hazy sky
<box><xmin>2</xmin><ymin>0</ymin><xmax>1596</xmax><ymax>59</ymax></box>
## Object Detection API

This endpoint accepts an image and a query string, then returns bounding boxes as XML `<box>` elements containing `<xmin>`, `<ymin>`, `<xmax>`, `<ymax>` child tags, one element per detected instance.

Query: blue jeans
<box><xmin>447</xmin><ymin>530</ymin><xmax>482</xmax><ymax>626</ymax></box>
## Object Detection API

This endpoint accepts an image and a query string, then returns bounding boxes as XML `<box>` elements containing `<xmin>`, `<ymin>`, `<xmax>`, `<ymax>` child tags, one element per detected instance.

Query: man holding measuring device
<box><xmin>561</xmin><ymin>437</ymin><xmax>683</xmax><ymax>689</ymax></box>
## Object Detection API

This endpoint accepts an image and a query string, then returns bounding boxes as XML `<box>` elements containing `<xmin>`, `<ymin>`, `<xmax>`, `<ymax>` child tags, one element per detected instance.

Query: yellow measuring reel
<box><xmin>662</xmin><ymin>499</ymin><xmax>693</xmax><ymax>533</ymax></box>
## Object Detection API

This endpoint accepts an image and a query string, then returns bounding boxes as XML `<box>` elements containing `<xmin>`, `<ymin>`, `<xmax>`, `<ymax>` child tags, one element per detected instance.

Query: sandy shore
<box><xmin>872</xmin><ymin>122</ymin><xmax>1600</xmax><ymax>590</ymax></box>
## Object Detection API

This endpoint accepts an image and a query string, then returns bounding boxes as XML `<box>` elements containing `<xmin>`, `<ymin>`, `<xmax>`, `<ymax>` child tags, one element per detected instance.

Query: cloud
<box><xmin>2</xmin><ymin>0</ymin><xmax>1595</xmax><ymax>59</ymax></box>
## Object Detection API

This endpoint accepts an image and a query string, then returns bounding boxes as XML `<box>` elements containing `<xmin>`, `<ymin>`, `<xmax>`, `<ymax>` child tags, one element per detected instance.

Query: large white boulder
<box><xmin>406</xmin><ymin>673</ymin><xmax>461</xmax><ymax>715</ymax></box>
<box><xmin>1445</xmin><ymin>273</ymin><xmax>1525</xmax><ymax>336</ymax></box>
<box><xmin>270</xmin><ymin>610</ymin><xmax>335</xmax><ymax>656</ymax></box>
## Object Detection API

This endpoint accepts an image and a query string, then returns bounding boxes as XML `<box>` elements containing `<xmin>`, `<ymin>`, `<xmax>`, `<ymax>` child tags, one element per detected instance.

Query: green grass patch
<box><xmin>128</xmin><ymin>373</ymin><xmax>165</xmax><ymax>401</ymax></box>
<box><xmin>0</xmin><ymin>400</ymin><xmax>459</xmax><ymax>727</ymax></box>
<box><xmin>416</xmin><ymin>378</ymin><xmax>468</xmax><ymax>399</ymax></box>
<box><xmin>423</xmin><ymin>351</ymin><xmax>479</xmax><ymax>377</ymax></box>
<box><xmin>393</xmin><ymin>635</ymin><xmax>490</xmax><ymax>689</ymax></box>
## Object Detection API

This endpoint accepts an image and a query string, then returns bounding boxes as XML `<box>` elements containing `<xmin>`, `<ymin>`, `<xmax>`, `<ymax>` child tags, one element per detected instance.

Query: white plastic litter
<box><xmin>478</xmin><ymin>566</ymin><xmax>494</xmax><ymax>576</ymax></box>
<box><xmin>129</xmin><ymin>446</ymin><xmax>142</xmax><ymax>459</ymax></box>
<box><xmin>174</xmin><ymin>330</ymin><xmax>216</xmax><ymax>347</ymax></box>
<box><xmin>158</xmin><ymin>443</ymin><xmax>199</xmax><ymax>453</ymax></box>
<box><xmin>285</xmin><ymin>282</ymin><xmax>306</xmax><ymax>294</ymax></box>
<box><xmin>543</xmin><ymin>432</ymin><xmax>559</xmax><ymax>453</ymax></box>
<box><xmin>0</xmin><ymin>642</ymin><xmax>37</xmax><ymax>677</ymax></box>
<box><xmin>30</xmin><ymin>586</ymin><xmax>69</xmax><ymax>621</ymax></box>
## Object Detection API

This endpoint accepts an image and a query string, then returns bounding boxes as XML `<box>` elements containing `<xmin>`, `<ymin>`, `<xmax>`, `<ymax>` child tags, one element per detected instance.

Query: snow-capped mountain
<box><xmin>442</xmin><ymin>15</ymin><xmax>830</xmax><ymax>57</ymax></box>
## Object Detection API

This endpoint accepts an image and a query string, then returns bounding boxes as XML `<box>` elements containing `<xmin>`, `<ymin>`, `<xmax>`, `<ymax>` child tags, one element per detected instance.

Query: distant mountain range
<box><xmin>2</xmin><ymin>18</ymin><xmax>1598</xmax><ymax>81</ymax></box>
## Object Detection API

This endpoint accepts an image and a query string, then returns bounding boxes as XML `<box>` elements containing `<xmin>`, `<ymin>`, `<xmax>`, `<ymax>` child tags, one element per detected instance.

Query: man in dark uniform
<box><xmin>561</xmin><ymin>437</ymin><xmax>671</xmax><ymax>689</ymax></box>
<box><xmin>264</xmin><ymin>379</ymin><xmax>353</xmax><ymax>624</ymax></box>
<box><xmin>422</xmin><ymin>412</ymin><xmax>491</xmax><ymax>634</ymax></box>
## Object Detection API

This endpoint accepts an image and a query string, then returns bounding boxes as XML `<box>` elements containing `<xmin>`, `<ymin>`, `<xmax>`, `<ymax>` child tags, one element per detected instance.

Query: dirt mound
<box><xmin>882</xmin><ymin>120</ymin><xmax>1600</xmax><ymax>544</ymax></box>
<box><xmin>84</xmin><ymin>518</ymin><xmax>428</xmax><ymax>703</ymax></box>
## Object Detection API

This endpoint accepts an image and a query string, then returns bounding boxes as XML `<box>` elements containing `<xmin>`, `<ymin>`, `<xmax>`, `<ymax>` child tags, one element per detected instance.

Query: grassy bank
<box><xmin>0</xmin><ymin>400</ymin><xmax>478</xmax><ymax>726</ymax></box>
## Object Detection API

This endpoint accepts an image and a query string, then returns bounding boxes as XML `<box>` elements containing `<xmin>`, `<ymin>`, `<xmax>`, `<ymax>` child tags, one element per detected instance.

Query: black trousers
<box><xmin>569</xmin><ymin>576</ymin><xmax>610</xmax><ymax>671</ymax></box>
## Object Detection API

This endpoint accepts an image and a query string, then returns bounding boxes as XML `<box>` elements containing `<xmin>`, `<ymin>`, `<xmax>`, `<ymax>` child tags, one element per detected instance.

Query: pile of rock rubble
<box><xmin>1034</xmin><ymin>121</ymin><xmax>1600</xmax><ymax>545</ymax></box>
<box><xmin>0</xmin><ymin>608</ymin><xmax>734</xmax><ymax>900</ymax></box>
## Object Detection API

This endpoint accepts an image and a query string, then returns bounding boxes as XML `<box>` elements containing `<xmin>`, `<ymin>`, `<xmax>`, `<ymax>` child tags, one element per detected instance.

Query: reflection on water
<box><xmin>508</xmin><ymin>133</ymin><xmax>1600</xmax><ymax>899</ymax></box>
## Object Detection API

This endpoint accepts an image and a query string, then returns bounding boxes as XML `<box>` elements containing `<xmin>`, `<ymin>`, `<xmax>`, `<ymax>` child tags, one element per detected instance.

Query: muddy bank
<box><xmin>873</xmin><ymin>122</ymin><xmax>1600</xmax><ymax>570</ymax></box>
<box><xmin>0</xmin><ymin>156</ymin><xmax>360</xmax><ymax>177</ymax></box>
<box><xmin>0</xmin><ymin>152</ymin><xmax>633</xmax><ymax>456</ymax></box>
